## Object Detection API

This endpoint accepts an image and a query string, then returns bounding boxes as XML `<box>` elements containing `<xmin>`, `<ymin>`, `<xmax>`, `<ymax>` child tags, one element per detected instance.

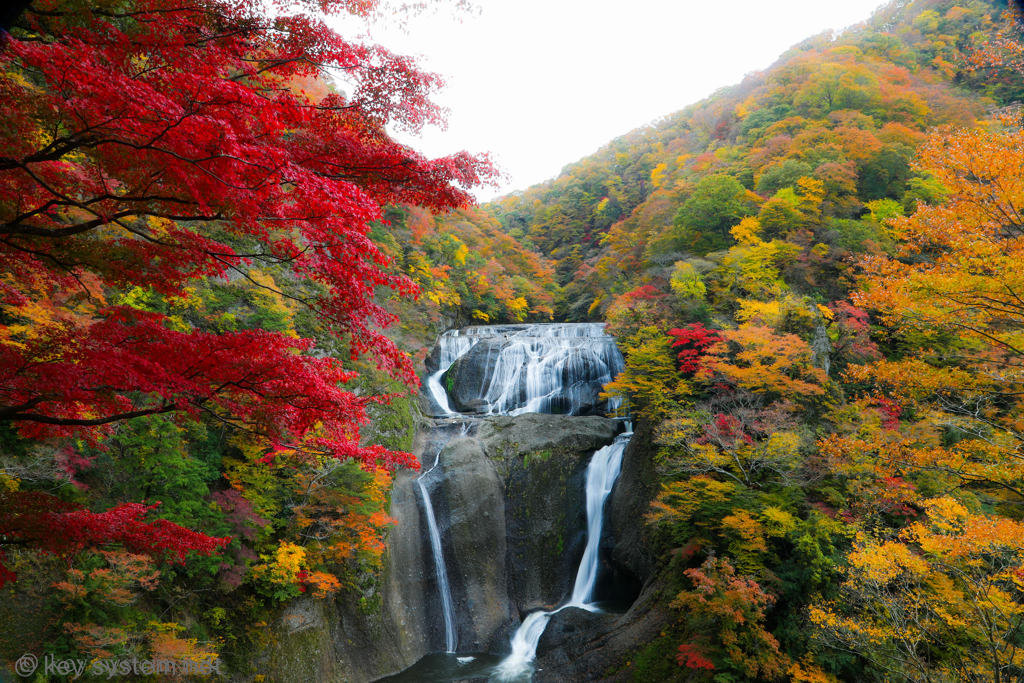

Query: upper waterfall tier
<box><xmin>424</xmin><ymin>323</ymin><xmax>624</xmax><ymax>418</ymax></box>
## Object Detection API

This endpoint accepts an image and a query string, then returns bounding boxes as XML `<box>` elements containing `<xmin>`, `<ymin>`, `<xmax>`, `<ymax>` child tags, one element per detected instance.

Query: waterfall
<box><xmin>569</xmin><ymin>433</ymin><xmax>629</xmax><ymax>607</ymax></box>
<box><xmin>408</xmin><ymin>323</ymin><xmax>628</xmax><ymax>677</ymax></box>
<box><xmin>492</xmin><ymin>430</ymin><xmax>632</xmax><ymax>682</ymax></box>
<box><xmin>416</xmin><ymin>423</ymin><xmax>468</xmax><ymax>653</ymax></box>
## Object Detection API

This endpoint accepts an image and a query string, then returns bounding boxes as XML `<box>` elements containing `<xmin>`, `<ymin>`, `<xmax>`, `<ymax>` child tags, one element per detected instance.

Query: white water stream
<box><xmin>493</xmin><ymin>430</ymin><xmax>631</xmax><ymax>682</ymax></box>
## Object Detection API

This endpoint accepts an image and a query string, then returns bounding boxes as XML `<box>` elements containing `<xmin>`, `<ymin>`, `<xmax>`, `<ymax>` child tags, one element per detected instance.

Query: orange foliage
<box><xmin>699</xmin><ymin>326</ymin><xmax>826</xmax><ymax>398</ymax></box>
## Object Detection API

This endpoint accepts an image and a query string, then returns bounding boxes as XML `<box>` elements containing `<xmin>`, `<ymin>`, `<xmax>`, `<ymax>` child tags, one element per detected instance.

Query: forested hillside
<box><xmin>472</xmin><ymin>0</ymin><xmax>1019</xmax><ymax>321</ymax></box>
<box><xmin>414</xmin><ymin>0</ymin><xmax>1024</xmax><ymax>679</ymax></box>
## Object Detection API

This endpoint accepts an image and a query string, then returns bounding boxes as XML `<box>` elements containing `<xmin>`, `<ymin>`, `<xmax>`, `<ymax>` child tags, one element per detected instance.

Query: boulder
<box><xmin>443</xmin><ymin>338</ymin><xmax>504</xmax><ymax>413</ymax></box>
<box><xmin>533</xmin><ymin>578</ymin><xmax>675</xmax><ymax>683</ymax></box>
<box><xmin>437</xmin><ymin>437</ymin><xmax>512</xmax><ymax>651</ymax></box>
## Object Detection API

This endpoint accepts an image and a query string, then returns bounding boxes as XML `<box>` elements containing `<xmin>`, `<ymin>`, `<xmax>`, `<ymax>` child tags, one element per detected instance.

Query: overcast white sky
<box><xmin>329</xmin><ymin>0</ymin><xmax>886</xmax><ymax>201</ymax></box>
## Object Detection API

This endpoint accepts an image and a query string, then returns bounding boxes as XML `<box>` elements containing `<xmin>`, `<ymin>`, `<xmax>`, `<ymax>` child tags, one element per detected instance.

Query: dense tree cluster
<box><xmin>463</xmin><ymin>1</ymin><xmax>1024</xmax><ymax>680</ymax></box>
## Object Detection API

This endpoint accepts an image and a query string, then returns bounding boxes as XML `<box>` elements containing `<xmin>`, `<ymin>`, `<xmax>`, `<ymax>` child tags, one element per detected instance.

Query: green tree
<box><xmin>601</xmin><ymin>326</ymin><xmax>691</xmax><ymax>421</ymax></box>
<box><xmin>756</xmin><ymin>159</ymin><xmax>814</xmax><ymax>196</ymax></box>
<box><xmin>673</xmin><ymin>175</ymin><xmax>752</xmax><ymax>254</ymax></box>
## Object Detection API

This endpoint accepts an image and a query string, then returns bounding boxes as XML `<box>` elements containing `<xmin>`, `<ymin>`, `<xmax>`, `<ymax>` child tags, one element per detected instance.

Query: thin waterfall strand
<box><xmin>417</xmin><ymin>424</ymin><xmax>468</xmax><ymax>653</ymax></box>
<box><xmin>569</xmin><ymin>434</ymin><xmax>628</xmax><ymax>607</ymax></box>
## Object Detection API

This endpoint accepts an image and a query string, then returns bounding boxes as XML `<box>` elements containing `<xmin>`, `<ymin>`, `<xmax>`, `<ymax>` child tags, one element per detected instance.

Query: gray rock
<box><xmin>473</xmin><ymin>414</ymin><xmax>624</xmax><ymax>461</ymax></box>
<box><xmin>444</xmin><ymin>338</ymin><xmax>504</xmax><ymax>413</ymax></box>
<box><xmin>604</xmin><ymin>419</ymin><xmax>660</xmax><ymax>588</ymax></box>
<box><xmin>438</xmin><ymin>437</ymin><xmax>511</xmax><ymax>651</ymax></box>
<box><xmin>463</xmin><ymin>398</ymin><xmax>490</xmax><ymax>414</ymax></box>
<box><xmin>536</xmin><ymin>607</ymin><xmax>615</xmax><ymax>657</ymax></box>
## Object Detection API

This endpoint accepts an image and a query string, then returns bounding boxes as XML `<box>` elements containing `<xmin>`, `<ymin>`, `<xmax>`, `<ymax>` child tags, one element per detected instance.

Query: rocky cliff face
<box><xmin>263</xmin><ymin>412</ymin><xmax>632</xmax><ymax>683</ymax></box>
<box><xmin>414</xmin><ymin>413</ymin><xmax>625</xmax><ymax>657</ymax></box>
<box><xmin>532</xmin><ymin>418</ymin><xmax>667</xmax><ymax>683</ymax></box>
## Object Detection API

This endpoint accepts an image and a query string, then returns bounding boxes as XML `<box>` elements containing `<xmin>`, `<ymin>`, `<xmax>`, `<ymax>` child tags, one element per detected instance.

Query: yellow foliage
<box><xmin>255</xmin><ymin>541</ymin><xmax>305</xmax><ymax>587</ymax></box>
<box><xmin>453</xmin><ymin>242</ymin><xmax>469</xmax><ymax>266</ymax></box>
<box><xmin>646</xmin><ymin>476</ymin><xmax>736</xmax><ymax>528</ymax></box>
<box><xmin>247</xmin><ymin>270</ymin><xmax>298</xmax><ymax>337</ymax></box>
<box><xmin>795</xmin><ymin>176</ymin><xmax>825</xmax><ymax>219</ymax></box>
<box><xmin>730</xmin><ymin>216</ymin><xmax>764</xmax><ymax>246</ymax></box>
<box><xmin>761</xmin><ymin>506</ymin><xmax>797</xmax><ymax>537</ymax></box>
<box><xmin>0</xmin><ymin>471</ymin><xmax>18</xmax><ymax>491</ymax></box>
<box><xmin>506</xmin><ymin>296</ymin><xmax>529</xmax><ymax>321</ymax></box>
<box><xmin>736</xmin><ymin>299</ymin><xmax>781</xmax><ymax>326</ymax></box>
<box><xmin>669</xmin><ymin>261</ymin><xmax>706</xmax><ymax>300</ymax></box>
<box><xmin>148</xmin><ymin>622</ymin><xmax>219</xmax><ymax>669</ymax></box>
<box><xmin>811</xmin><ymin>494</ymin><xmax>1024</xmax><ymax>678</ymax></box>
<box><xmin>650</xmin><ymin>162</ymin><xmax>669</xmax><ymax>188</ymax></box>
<box><xmin>788</xmin><ymin>656</ymin><xmax>839</xmax><ymax>683</ymax></box>
<box><xmin>722</xmin><ymin>508</ymin><xmax>769</xmax><ymax>572</ymax></box>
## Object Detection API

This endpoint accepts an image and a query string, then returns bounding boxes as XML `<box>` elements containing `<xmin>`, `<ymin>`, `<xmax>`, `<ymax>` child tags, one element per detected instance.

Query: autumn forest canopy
<box><xmin>2</xmin><ymin>0</ymin><xmax>1024</xmax><ymax>680</ymax></box>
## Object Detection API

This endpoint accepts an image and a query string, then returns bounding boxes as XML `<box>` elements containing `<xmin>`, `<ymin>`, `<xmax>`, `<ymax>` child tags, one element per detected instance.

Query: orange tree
<box><xmin>810</xmin><ymin>41</ymin><xmax>1024</xmax><ymax>675</ymax></box>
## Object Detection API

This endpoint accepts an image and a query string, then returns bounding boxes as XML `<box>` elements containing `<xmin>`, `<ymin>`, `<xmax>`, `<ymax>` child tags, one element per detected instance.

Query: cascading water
<box><xmin>426</xmin><ymin>332</ymin><xmax>479</xmax><ymax>416</ymax></box>
<box><xmin>492</xmin><ymin>430</ymin><xmax>631</xmax><ymax>682</ymax></box>
<box><xmin>416</xmin><ymin>424</ymin><xmax>468</xmax><ymax>653</ymax></box>
<box><xmin>570</xmin><ymin>431</ymin><xmax>629</xmax><ymax>607</ymax></box>
<box><xmin>426</xmin><ymin>323</ymin><xmax>624</xmax><ymax>418</ymax></box>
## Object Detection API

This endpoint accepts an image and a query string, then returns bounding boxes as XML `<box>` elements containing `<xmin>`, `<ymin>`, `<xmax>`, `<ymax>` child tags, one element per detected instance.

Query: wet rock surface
<box><xmin>533</xmin><ymin>579</ymin><xmax>673</xmax><ymax>683</ymax></box>
<box><xmin>438</xmin><ymin>437</ymin><xmax>511</xmax><ymax>651</ymax></box>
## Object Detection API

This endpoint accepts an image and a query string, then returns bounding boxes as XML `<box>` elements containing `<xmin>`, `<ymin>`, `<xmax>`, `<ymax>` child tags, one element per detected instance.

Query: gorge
<box><xmin>267</xmin><ymin>322</ymin><xmax>665</xmax><ymax>683</ymax></box>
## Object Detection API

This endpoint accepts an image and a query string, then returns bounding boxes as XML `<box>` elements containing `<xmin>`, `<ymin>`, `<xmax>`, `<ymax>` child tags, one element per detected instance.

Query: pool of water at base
<box><xmin>371</xmin><ymin>601</ymin><xmax>633</xmax><ymax>683</ymax></box>
<box><xmin>372</xmin><ymin>653</ymin><xmax>506</xmax><ymax>683</ymax></box>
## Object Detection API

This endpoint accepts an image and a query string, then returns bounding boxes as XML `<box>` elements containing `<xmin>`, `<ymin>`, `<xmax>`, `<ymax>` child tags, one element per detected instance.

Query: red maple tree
<box><xmin>0</xmin><ymin>0</ymin><xmax>495</xmax><ymax>582</ymax></box>
<box><xmin>669</xmin><ymin>323</ymin><xmax>721</xmax><ymax>375</ymax></box>
<box><xmin>0</xmin><ymin>491</ymin><xmax>230</xmax><ymax>587</ymax></box>
<box><xmin>0</xmin><ymin>0</ymin><xmax>496</xmax><ymax>464</ymax></box>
